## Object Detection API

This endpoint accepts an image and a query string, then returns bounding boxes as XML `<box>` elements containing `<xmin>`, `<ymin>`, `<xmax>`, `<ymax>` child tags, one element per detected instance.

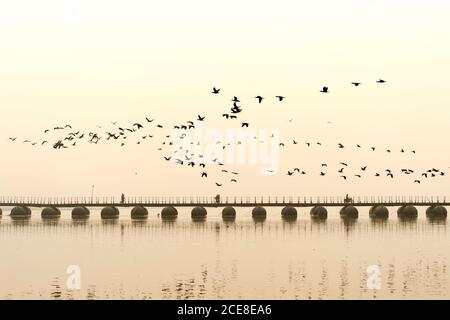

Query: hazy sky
<box><xmin>1</xmin><ymin>0</ymin><xmax>450</xmax><ymax>198</ymax></box>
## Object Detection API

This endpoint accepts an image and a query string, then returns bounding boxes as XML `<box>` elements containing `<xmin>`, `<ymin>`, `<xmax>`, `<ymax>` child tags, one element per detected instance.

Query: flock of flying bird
<box><xmin>5</xmin><ymin>79</ymin><xmax>447</xmax><ymax>187</ymax></box>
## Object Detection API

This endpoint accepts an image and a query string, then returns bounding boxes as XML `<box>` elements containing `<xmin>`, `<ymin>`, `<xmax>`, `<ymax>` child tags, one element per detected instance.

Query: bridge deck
<box><xmin>0</xmin><ymin>195</ymin><xmax>449</xmax><ymax>208</ymax></box>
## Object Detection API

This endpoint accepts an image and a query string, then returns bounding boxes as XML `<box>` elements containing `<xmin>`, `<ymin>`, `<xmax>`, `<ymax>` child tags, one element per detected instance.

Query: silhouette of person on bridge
<box><xmin>215</xmin><ymin>194</ymin><xmax>220</xmax><ymax>204</ymax></box>
<box><xmin>121</xmin><ymin>193</ymin><xmax>125</xmax><ymax>204</ymax></box>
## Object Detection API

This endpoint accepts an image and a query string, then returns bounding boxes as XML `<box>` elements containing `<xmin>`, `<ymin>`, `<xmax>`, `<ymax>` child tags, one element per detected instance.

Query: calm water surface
<box><xmin>0</xmin><ymin>206</ymin><xmax>448</xmax><ymax>299</ymax></box>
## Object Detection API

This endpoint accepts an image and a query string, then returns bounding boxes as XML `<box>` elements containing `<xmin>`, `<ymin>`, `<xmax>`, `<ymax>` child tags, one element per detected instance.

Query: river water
<box><xmin>0</xmin><ymin>206</ymin><xmax>447</xmax><ymax>300</ymax></box>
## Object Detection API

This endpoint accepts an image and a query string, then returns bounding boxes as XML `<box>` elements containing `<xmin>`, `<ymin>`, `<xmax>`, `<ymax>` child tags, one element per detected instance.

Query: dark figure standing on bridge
<box><xmin>215</xmin><ymin>194</ymin><xmax>220</xmax><ymax>204</ymax></box>
<box><xmin>121</xmin><ymin>193</ymin><xmax>125</xmax><ymax>204</ymax></box>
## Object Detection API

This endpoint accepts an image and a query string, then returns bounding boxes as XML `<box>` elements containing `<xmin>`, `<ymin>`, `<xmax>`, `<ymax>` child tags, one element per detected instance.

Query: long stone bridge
<box><xmin>0</xmin><ymin>195</ymin><xmax>448</xmax><ymax>221</ymax></box>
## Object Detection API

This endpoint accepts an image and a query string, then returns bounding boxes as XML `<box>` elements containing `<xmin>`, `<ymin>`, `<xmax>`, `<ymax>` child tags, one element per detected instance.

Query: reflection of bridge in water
<box><xmin>0</xmin><ymin>195</ymin><xmax>448</xmax><ymax>220</ymax></box>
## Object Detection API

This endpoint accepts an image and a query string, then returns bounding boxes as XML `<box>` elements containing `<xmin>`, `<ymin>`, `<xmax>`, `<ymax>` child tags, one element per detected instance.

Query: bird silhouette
<box><xmin>241</xmin><ymin>122</ymin><xmax>249</xmax><ymax>128</ymax></box>
<box><xmin>212</xmin><ymin>87</ymin><xmax>220</xmax><ymax>94</ymax></box>
<box><xmin>320</xmin><ymin>87</ymin><xmax>328</xmax><ymax>93</ymax></box>
<box><xmin>215</xmin><ymin>183</ymin><xmax>222</xmax><ymax>187</ymax></box>
<box><xmin>197</xmin><ymin>115</ymin><xmax>205</xmax><ymax>121</ymax></box>
<box><xmin>231</xmin><ymin>96</ymin><xmax>240</xmax><ymax>102</ymax></box>
<box><xmin>275</xmin><ymin>96</ymin><xmax>285</xmax><ymax>101</ymax></box>
<box><xmin>377</xmin><ymin>79</ymin><xmax>386</xmax><ymax>83</ymax></box>
<box><xmin>255</xmin><ymin>96</ymin><xmax>264</xmax><ymax>103</ymax></box>
<box><xmin>414</xmin><ymin>180</ymin><xmax>421</xmax><ymax>184</ymax></box>
<box><xmin>351</xmin><ymin>82</ymin><xmax>361</xmax><ymax>86</ymax></box>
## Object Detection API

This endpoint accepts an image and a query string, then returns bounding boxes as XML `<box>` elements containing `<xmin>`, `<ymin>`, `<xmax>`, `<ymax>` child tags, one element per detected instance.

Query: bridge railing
<box><xmin>0</xmin><ymin>195</ymin><xmax>448</xmax><ymax>206</ymax></box>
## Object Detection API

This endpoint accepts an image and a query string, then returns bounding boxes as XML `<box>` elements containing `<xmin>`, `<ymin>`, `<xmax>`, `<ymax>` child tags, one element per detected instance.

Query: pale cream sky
<box><xmin>1</xmin><ymin>0</ymin><xmax>450</xmax><ymax>198</ymax></box>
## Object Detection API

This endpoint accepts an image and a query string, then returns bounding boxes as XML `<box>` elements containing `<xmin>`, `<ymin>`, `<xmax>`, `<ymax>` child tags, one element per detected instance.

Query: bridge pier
<box><xmin>192</xmin><ymin>206</ymin><xmax>207</xmax><ymax>221</ymax></box>
<box><xmin>41</xmin><ymin>207</ymin><xmax>61</xmax><ymax>219</ymax></box>
<box><xmin>252</xmin><ymin>206</ymin><xmax>266</xmax><ymax>217</ymax></box>
<box><xmin>281</xmin><ymin>206</ymin><xmax>297</xmax><ymax>220</ymax></box>
<box><xmin>397</xmin><ymin>205</ymin><xmax>418</xmax><ymax>220</ymax></box>
<box><xmin>0</xmin><ymin>208</ymin><xmax>2</xmax><ymax>216</ymax></box>
<box><xmin>101</xmin><ymin>206</ymin><xmax>119</xmax><ymax>219</ymax></box>
<box><xmin>340</xmin><ymin>205</ymin><xmax>358</xmax><ymax>219</ymax></box>
<box><xmin>72</xmin><ymin>206</ymin><xmax>90</xmax><ymax>219</ymax></box>
<box><xmin>222</xmin><ymin>206</ymin><xmax>236</xmax><ymax>221</ymax></box>
<box><xmin>161</xmin><ymin>206</ymin><xmax>178</xmax><ymax>219</ymax></box>
<box><xmin>426</xmin><ymin>205</ymin><xmax>447</xmax><ymax>220</ymax></box>
<box><xmin>369</xmin><ymin>205</ymin><xmax>389</xmax><ymax>220</ymax></box>
<box><xmin>131</xmin><ymin>206</ymin><xmax>148</xmax><ymax>219</ymax></box>
<box><xmin>10</xmin><ymin>206</ymin><xmax>31</xmax><ymax>219</ymax></box>
<box><xmin>310</xmin><ymin>206</ymin><xmax>327</xmax><ymax>219</ymax></box>
<box><xmin>252</xmin><ymin>206</ymin><xmax>267</xmax><ymax>222</ymax></box>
